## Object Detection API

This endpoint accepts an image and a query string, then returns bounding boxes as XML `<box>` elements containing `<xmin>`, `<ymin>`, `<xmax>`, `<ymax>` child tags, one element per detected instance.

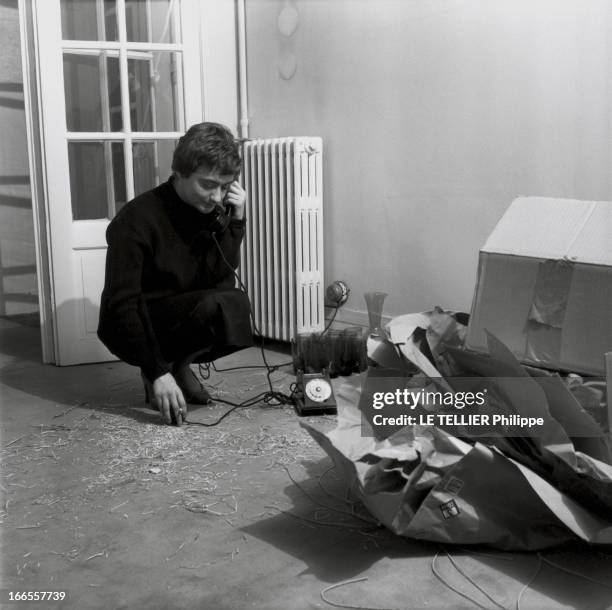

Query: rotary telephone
<box><xmin>294</xmin><ymin>370</ymin><xmax>337</xmax><ymax>416</ymax></box>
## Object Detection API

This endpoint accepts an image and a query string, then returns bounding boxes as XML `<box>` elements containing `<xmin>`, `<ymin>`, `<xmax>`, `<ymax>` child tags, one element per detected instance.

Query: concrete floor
<box><xmin>1</xmin><ymin>315</ymin><xmax>611</xmax><ymax>610</ymax></box>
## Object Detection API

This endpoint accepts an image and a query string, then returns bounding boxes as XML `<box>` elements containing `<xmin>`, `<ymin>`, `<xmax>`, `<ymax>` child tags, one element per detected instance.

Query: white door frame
<box><xmin>19</xmin><ymin>0</ymin><xmax>54</xmax><ymax>362</ymax></box>
<box><xmin>19</xmin><ymin>0</ymin><xmax>239</xmax><ymax>364</ymax></box>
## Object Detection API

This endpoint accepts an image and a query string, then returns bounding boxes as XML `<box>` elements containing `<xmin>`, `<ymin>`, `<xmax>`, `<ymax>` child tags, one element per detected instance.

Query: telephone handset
<box><xmin>208</xmin><ymin>204</ymin><xmax>231</xmax><ymax>234</ymax></box>
<box><xmin>208</xmin><ymin>189</ymin><xmax>235</xmax><ymax>234</ymax></box>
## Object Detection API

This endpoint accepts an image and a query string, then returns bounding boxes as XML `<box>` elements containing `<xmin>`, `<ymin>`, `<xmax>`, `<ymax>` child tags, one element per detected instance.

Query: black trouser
<box><xmin>146</xmin><ymin>288</ymin><xmax>254</xmax><ymax>365</ymax></box>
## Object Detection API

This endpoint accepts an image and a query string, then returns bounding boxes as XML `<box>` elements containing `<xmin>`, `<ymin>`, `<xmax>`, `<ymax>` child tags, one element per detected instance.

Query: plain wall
<box><xmin>0</xmin><ymin>0</ymin><xmax>37</xmax><ymax>316</ymax></box>
<box><xmin>244</xmin><ymin>0</ymin><xmax>612</xmax><ymax>321</ymax></box>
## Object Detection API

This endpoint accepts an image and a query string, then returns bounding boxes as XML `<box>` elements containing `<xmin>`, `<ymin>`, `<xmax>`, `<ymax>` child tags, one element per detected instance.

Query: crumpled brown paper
<box><xmin>301</xmin><ymin>309</ymin><xmax>612</xmax><ymax>550</ymax></box>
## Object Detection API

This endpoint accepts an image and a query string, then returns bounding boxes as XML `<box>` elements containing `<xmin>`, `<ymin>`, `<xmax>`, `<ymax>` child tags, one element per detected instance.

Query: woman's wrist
<box><xmin>231</xmin><ymin>205</ymin><xmax>245</xmax><ymax>220</ymax></box>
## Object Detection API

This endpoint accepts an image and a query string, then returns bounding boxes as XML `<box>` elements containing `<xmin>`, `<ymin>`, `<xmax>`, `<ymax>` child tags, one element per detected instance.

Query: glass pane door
<box><xmin>31</xmin><ymin>0</ymin><xmax>228</xmax><ymax>364</ymax></box>
<box><xmin>60</xmin><ymin>0</ymin><xmax>184</xmax><ymax>220</ymax></box>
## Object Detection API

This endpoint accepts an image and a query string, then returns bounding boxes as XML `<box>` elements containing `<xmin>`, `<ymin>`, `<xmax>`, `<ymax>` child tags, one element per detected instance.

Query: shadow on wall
<box><xmin>0</xmin><ymin>80</ymin><xmax>23</xmax><ymax>109</ymax></box>
<box><xmin>0</xmin><ymin>174</ymin><xmax>37</xmax><ymax>317</ymax></box>
<box><xmin>0</xmin><ymin>80</ymin><xmax>38</xmax><ymax>317</ymax></box>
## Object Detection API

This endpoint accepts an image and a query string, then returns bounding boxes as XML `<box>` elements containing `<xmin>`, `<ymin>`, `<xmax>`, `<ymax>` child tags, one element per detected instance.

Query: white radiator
<box><xmin>239</xmin><ymin>137</ymin><xmax>324</xmax><ymax>341</ymax></box>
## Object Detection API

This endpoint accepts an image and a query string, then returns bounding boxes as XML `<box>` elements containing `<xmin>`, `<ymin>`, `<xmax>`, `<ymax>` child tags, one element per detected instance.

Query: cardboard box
<box><xmin>466</xmin><ymin>197</ymin><xmax>612</xmax><ymax>376</ymax></box>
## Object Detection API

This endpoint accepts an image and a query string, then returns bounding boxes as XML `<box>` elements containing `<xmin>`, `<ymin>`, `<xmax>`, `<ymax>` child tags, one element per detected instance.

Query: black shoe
<box><xmin>172</xmin><ymin>366</ymin><xmax>212</xmax><ymax>405</ymax></box>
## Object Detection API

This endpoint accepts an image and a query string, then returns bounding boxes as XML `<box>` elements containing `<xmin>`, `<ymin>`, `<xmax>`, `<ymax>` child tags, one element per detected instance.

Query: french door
<box><xmin>28</xmin><ymin>0</ymin><xmax>234</xmax><ymax>364</ymax></box>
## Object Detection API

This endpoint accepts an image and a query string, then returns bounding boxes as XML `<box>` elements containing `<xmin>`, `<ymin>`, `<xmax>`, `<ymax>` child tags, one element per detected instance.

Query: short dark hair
<box><xmin>172</xmin><ymin>122</ymin><xmax>241</xmax><ymax>178</ymax></box>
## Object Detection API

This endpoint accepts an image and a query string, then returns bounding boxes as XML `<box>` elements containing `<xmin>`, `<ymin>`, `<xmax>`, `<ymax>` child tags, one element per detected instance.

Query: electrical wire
<box><xmin>183</xmin><ymin>234</ymin><xmax>298</xmax><ymax>427</ymax></box>
<box><xmin>210</xmin><ymin>360</ymin><xmax>293</xmax><ymax>373</ymax></box>
<box><xmin>320</xmin><ymin>577</ymin><xmax>399</xmax><ymax>610</ymax></box>
<box><xmin>197</xmin><ymin>362</ymin><xmax>211</xmax><ymax>380</ymax></box>
<box><xmin>322</xmin><ymin>304</ymin><xmax>340</xmax><ymax>334</ymax></box>
<box><xmin>431</xmin><ymin>545</ymin><xmax>612</xmax><ymax>610</ymax></box>
<box><xmin>185</xmin><ymin>403</ymin><xmax>245</xmax><ymax>427</ymax></box>
<box><xmin>537</xmin><ymin>553</ymin><xmax>612</xmax><ymax>589</ymax></box>
<box><xmin>516</xmin><ymin>554</ymin><xmax>542</xmax><ymax>610</ymax></box>
<box><xmin>186</xmin><ymin>233</ymin><xmax>349</xmax><ymax>426</ymax></box>
<box><xmin>443</xmin><ymin>549</ymin><xmax>507</xmax><ymax>610</ymax></box>
<box><xmin>282</xmin><ymin>465</ymin><xmax>377</xmax><ymax>525</ymax></box>
<box><xmin>430</xmin><ymin>550</ymin><xmax>492</xmax><ymax>610</ymax></box>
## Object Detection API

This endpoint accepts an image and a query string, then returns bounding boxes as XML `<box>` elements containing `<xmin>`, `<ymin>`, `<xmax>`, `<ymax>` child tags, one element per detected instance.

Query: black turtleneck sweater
<box><xmin>97</xmin><ymin>178</ymin><xmax>246</xmax><ymax>381</ymax></box>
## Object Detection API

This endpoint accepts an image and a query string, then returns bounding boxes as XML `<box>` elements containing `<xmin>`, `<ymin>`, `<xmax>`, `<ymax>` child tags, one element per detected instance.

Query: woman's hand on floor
<box><xmin>152</xmin><ymin>373</ymin><xmax>187</xmax><ymax>425</ymax></box>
